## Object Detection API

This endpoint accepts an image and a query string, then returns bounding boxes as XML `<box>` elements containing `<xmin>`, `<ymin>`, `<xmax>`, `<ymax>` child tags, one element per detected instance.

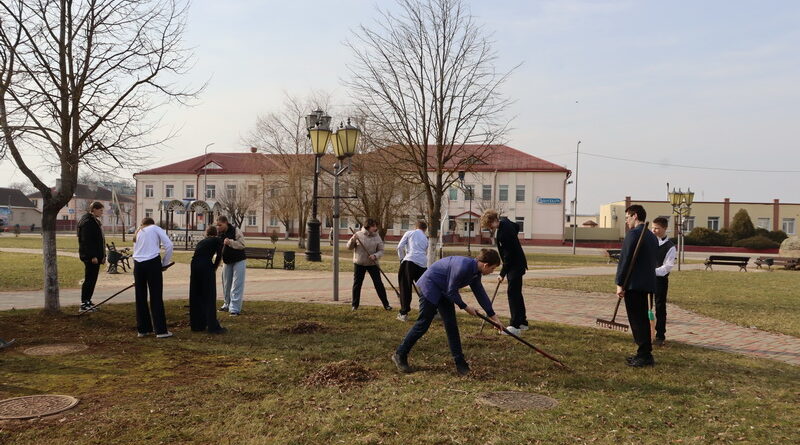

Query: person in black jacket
<box><xmin>480</xmin><ymin>210</ymin><xmax>528</xmax><ymax>336</ymax></box>
<box><xmin>77</xmin><ymin>201</ymin><xmax>105</xmax><ymax>312</ymax></box>
<box><xmin>189</xmin><ymin>226</ymin><xmax>226</xmax><ymax>334</ymax></box>
<box><xmin>615</xmin><ymin>205</ymin><xmax>659</xmax><ymax>367</ymax></box>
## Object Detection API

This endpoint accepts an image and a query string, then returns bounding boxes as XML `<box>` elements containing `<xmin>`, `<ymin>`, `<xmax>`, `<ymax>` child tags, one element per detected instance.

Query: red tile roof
<box><xmin>134</xmin><ymin>152</ymin><xmax>285</xmax><ymax>176</ymax></box>
<box><xmin>430</xmin><ymin>144</ymin><xmax>569</xmax><ymax>173</ymax></box>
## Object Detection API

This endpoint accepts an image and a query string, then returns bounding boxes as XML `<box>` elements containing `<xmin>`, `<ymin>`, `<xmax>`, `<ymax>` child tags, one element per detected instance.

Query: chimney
<box><xmin>250</xmin><ymin>146</ymin><xmax>257</xmax><ymax>153</ymax></box>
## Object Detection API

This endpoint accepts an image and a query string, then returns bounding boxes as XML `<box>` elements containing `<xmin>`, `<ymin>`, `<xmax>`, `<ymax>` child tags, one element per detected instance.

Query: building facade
<box><xmin>0</xmin><ymin>187</ymin><xmax>41</xmax><ymax>230</ymax></box>
<box><xmin>28</xmin><ymin>183</ymin><xmax>136</xmax><ymax>232</ymax></box>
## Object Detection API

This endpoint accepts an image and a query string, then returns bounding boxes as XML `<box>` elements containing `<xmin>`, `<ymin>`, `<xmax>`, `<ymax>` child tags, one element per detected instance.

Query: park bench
<box><xmin>245</xmin><ymin>247</ymin><xmax>275</xmax><ymax>269</ymax></box>
<box><xmin>704</xmin><ymin>255</ymin><xmax>750</xmax><ymax>272</ymax></box>
<box><xmin>605</xmin><ymin>249</ymin><xmax>621</xmax><ymax>263</ymax></box>
<box><xmin>754</xmin><ymin>256</ymin><xmax>798</xmax><ymax>271</ymax></box>
<box><xmin>106</xmin><ymin>242</ymin><xmax>131</xmax><ymax>274</ymax></box>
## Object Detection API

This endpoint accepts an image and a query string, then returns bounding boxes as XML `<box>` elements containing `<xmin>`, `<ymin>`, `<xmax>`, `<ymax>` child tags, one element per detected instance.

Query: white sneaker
<box><xmin>499</xmin><ymin>326</ymin><xmax>522</xmax><ymax>336</ymax></box>
<box><xmin>396</xmin><ymin>313</ymin><xmax>408</xmax><ymax>322</ymax></box>
<box><xmin>156</xmin><ymin>331</ymin><xmax>174</xmax><ymax>339</ymax></box>
<box><xmin>519</xmin><ymin>324</ymin><xmax>530</xmax><ymax>331</ymax></box>
<box><xmin>137</xmin><ymin>331</ymin><xmax>153</xmax><ymax>338</ymax></box>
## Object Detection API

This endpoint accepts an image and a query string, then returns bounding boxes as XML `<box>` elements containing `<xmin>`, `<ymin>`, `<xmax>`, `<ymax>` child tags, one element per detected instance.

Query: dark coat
<box><xmin>495</xmin><ymin>217</ymin><xmax>527</xmax><ymax>280</ymax></box>
<box><xmin>615</xmin><ymin>223</ymin><xmax>658</xmax><ymax>293</ymax></box>
<box><xmin>77</xmin><ymin>213</ymin><xmax>105</xmax><ymax>263</ymax></box>
<box><xmin>189</xmin><ymin>236</ymin><xmax>223</xmax><ymax>331</ymax></box>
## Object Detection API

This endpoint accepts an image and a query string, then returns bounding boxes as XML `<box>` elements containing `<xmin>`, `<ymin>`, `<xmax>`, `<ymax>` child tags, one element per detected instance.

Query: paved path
<box><xmin>1</xmin><ymin>248</ymin><xmax>797</xmax><ymax>366</ymax></box>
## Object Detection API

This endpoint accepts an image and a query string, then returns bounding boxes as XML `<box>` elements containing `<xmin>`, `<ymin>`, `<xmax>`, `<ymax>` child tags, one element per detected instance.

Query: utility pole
<box><xmin>572</xmin><ymin>140</ymin><xmax>581</xmax><ymax>254</ymax></box>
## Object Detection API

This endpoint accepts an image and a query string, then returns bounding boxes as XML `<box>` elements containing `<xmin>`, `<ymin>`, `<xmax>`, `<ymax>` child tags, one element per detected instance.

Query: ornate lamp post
<box><xmin>305</xmin><ymin>110</ymin><xmax>360</xmax><ymax>301</ymax></box>
<box><xmin>304</xmin><ymin>109</ymin><xmax>332</xmax><ymax>262</ymax></box>
<box><xmin>668</xmin><ymin>187</ymin><xmax>694</xmax><ymax>271</ymax></box>
<box><xmin>457</xmin><ymin>170</ymin><xmax>473</xmax><ymax>256</ymax></box>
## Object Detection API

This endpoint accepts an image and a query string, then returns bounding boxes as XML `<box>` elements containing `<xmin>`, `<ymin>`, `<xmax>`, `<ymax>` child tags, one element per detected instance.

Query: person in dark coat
<box><xmin>189</xmin><ymin>226</ymin><xmax>226</xmax><ymax>334</ymax></box>
<box><xmin>480</xmin><ymin>210</ymin><xmax>528</xmax><ymax>335</ymax></box>
<box><xmin>77</xmin><ymin>201</ymin><xmax>106</xmax><ymax>312</ymax></box>
<box><xmin>615</xmin><ymin>204</ymin><xmax>659</xmax><ymax>367</ymax></box>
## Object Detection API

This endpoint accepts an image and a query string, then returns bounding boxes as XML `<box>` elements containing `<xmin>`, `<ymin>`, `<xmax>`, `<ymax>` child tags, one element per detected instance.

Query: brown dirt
<box><xmin>282</xmin><ymin>321</ymin><xmax>325</xmax><ymax>334</ymax></box>
<box><xmin>476</xmin><ymin>391</ymin><xmax>559</xmax><ymax>411</ymax></box>
<box><xmin>303</xmin><ymin>360</ymin><xmax>378</xmax><ymax>388</ymax></box>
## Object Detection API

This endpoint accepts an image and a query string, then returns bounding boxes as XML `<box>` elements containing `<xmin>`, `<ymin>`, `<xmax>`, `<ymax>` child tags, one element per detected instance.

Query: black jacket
<box><xmin>496</xmin><ymin>217</ymin><xmax>527</xmax><ymax>280</ymax></box>
<box><xmin>220</xmin><ymin>224</ymin><xmax>246</xmax><ymax>264</ymax></box>
<box><xmin>615</xmin><ymin>223</ymin><xmax>658</xmax><ymax>292</ymax></box>
<box><xmin>77</xmin><ymin>213</ymin><xmax>105</xmax><ymax>263</ymax></box>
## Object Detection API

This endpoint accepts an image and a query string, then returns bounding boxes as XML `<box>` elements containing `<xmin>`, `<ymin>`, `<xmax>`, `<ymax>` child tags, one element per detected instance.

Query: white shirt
<box><xmin>397</xmin><ymin>229</ymin><xmax>429</xmax><ymax>268</ymax></box>
<box><xmin>655</xmin><ymin>236</ymin><xmax>677</xmax><ymax>277</ymax></box>
<box><xmin>133</xmin><ymin>224</ymin><xmax>174</xmax><ymax>266</ymax></box>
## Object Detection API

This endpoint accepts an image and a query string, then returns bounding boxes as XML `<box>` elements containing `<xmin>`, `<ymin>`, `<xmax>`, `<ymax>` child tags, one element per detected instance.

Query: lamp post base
<box><xmin>306</xmin><ymin>218</ymin><xmax>322</xmax><ymax>262</ymax></box>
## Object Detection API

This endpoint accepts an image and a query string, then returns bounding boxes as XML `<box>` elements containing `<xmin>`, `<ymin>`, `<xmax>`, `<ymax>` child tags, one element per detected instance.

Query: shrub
<box><xmin>767</xmin><ymin>230</ymin><xmax>788</xmax><ymax>243</ymax></box>
<box><xmin>729</xmin><ymin>209</ymin><xmax>755</xmax><ymax>240</ymax></box>
<box><xmin>732</xmin><ymin>235</ymin><xmax>780</xmax><ymax>249</ymax></box>
<box><xmin>685</xmin><ymin>227</ymin><xmax>730</xmax><ymax>246</ymax></box>
<box><xmin>270</xmin><ymin>230</ymin><xmax>279</xmax><ymax>245</ymax></box>
<box><xmin>717</xmin><ymin>228</ymin><xmax>734</xmax><ymax>246</ymax></box>
<box><xmin>754</xmin><ymin>227</ymin><xmax>770</xmax><ymax>237</ymax></box>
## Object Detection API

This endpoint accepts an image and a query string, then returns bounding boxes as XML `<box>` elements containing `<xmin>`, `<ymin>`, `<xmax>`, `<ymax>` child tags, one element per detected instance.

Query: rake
<box><xmin>476</xmin><ymin>279</ymin><xmax>502</xmax><ymax>335</ymax></box>
<box><xmin>77</xmin><ymin>262</ymin><xmax>175</xmax><ymax>316</ymax></box>
<box><xmin>596</xmin><ymin>222</ymin><xmax>650</xmax><ymax>332</ymax></box>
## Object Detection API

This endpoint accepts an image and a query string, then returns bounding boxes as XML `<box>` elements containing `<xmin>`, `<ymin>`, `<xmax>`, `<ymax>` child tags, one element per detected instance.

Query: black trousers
<box><xmin>396</xmin><ymin>296</ymin><xmax>466</xmax><ymax>365</ymax></box>
<box><xmin>134</xmin><ymin>257</ymin><xmax>168</xmax><ymax>335</ymax></box>
<box><xmin>398</xmin><ymin>261</ymin><xmax>426</xmax><ymax>315</ymax></box>
<box><xmin>81</xmin><ymin>261</ymin><xmax>101</xmax><ymax>304</ymax></box>
<box><xmin>189</xmin><ymin>261</ymin><xmax>222</xmax><ymax>332</ymax></box>
<box><xmin>624</xmin><ymin>289</ymin><xmax>652</xmax><ymax>357</ymax></box>
<box><xmin>506</xmin><ymin>273</ymin><xmax>527</xmax><ymax>328</ymax></box>
<box><xmin>352</xmin><ymin>264</ymin><xmax>389</xmax><ymax>308</ymax></box>
<box><xmin>654</xmin><ymin>276</ymin><xmax>668</xmax><ymax>339</ymax></box>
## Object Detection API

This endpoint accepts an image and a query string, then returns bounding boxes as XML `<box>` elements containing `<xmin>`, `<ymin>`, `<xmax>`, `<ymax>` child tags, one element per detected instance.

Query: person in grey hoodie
<box><xmin>347</xmin><ymin>218</ymin><xmax>391</xmax><ymax>311</ymax></box>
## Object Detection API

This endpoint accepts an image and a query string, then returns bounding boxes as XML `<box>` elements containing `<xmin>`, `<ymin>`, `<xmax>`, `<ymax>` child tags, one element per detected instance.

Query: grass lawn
<box><xmin>0</xmin><ymin>252</ymin><xmax>85</xmax><ymax>291</ymax></box>
<box><xmin>0</xmin><ymin>301</ymin><xmax>797</xmax><ymax>444</ymax></box>
<box><xmin>528</xmin><ymin>270</ymin><xmax>800</xmax><ymax>337</ymax></box>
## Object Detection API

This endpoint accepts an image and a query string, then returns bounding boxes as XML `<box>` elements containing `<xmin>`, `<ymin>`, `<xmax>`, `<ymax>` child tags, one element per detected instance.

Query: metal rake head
<box><xmin>595</xmin><ymin>319</ymin><xmax>629</xmax><ymax>332</ymax></box>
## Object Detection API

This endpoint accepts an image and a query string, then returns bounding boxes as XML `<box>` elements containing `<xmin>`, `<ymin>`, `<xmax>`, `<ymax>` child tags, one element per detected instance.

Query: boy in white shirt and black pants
<box><xmin>132</xmin><ymin>218</ymin><xmax>174</xmax><ymax>338</ymax></box>
<box><xmin>652</xmin><ymin>216</ymin><xmax>676</xmax><ymax>346</ymax></box>
<box><xmin>396</xmin><ymin>220</ymin><xmax>429</xmax><ymax>321</ymax></box>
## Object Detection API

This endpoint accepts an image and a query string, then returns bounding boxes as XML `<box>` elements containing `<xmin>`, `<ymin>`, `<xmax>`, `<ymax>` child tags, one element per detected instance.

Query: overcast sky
<box><xmin>2</xmin><ymin>0</ymin><xmax>798</xmax><ymax>213</ymax></box>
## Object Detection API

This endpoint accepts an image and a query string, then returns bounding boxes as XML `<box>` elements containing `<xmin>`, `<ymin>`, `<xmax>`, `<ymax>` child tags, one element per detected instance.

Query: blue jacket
<box><xmin>615</xmin><ymin>223</ymin><xmax>658</xmax><ymax>293</ymax></box>
<box><xmin>416</xmin><ymin>256</ymin><xmax>496</xmax><ymax>317</ymax></box>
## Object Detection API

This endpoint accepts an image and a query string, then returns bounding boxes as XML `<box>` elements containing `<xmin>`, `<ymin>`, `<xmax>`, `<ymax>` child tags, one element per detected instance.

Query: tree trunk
<box><xmin>41</xmin><ymin>206</ymin><xmax>61</xmax><ymax>313</ymax></box>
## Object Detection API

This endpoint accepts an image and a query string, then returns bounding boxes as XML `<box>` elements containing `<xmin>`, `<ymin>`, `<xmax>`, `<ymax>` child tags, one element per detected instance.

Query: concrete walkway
<box><xmin>1</xmin><ymin>248</ymin><xmax>797</xmax><ymax>366</ymax></box>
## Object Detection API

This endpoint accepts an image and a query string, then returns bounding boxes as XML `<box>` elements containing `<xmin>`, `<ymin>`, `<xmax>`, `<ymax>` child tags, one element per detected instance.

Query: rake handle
<box><xmin>474</xmin><ymin>311</ymin><xmax>569</xmax><ymax>370</ymax></box>
<box><xmin>79</xmin><ymin>262</ymin><xmax>175</xmax><ymax>316</ymax></box>
<box><xmin>478</xmin><ymin>279</ymin><xmax>502</xmax><ymax>335</ymax></box>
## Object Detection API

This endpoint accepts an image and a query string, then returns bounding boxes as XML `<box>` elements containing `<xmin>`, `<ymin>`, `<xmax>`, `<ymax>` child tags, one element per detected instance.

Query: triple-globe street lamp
<box><xmin>668</xmin><ymin>187</ymin><xmax>694</xmax><ymax>271</ymax></box>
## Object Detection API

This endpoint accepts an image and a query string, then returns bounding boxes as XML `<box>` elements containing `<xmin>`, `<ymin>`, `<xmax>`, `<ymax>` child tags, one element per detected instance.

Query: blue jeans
<box><xmin>221</xmin><ymin>260</ymin><xmax>246</xmax><ymax>313</ymax></box>
<box><xmin>396</xmin><ymin>296</ymin><xmax>466</xmax><ymax>365</ymax></box>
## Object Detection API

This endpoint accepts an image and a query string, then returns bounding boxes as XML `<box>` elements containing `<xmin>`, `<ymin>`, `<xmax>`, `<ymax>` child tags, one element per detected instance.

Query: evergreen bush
<box><xmin>732</xmin><ymin>235</ymin><xmax>780</xmax><ymax>249</ymax></box>
<box><xmin>729</xmin><ymin>209</ymin><xmax>755</xmax><ymax>240</ymax></box>
<box><xmin>685</xmin><ymin>227</ymin><xmax>730</xmax><ymax>246</ymax></box>
<box><xmin>767</xmin><ymin>230</ymin><xmax>788</xmax><ymax>243</ymax></box>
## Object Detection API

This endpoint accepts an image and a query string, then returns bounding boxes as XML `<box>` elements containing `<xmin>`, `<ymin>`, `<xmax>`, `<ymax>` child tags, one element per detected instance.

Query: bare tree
<box><xmin>0</xmin><ymin>0</ymin><xmax>198</xmax><ymax>312</ymax></box>
<box><xmin>7</xmin><ymin>181</ymin><xmax>34</xmax><ymax>195</ymax></box>
<box><xmin>346</xmin><ymin>0</ymin><xmax>516</xmax><ymax>262</ymax></box>
<box><xmin>216</xmin><ymin>184</ymin><xmax>260</xmax><ymax>229</ymax></box>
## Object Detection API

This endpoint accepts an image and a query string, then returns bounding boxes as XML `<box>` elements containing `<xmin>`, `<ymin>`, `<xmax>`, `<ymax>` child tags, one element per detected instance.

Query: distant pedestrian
<box><xmin>132</xmin><ymin>217</ymin><xmax>174</xmax><ymax>338</ymax></box>
<box><xmin>216</xmin><ymin>216</ymin><xmax>247</xmax><ymax>316</ymax></box>
<box><xmin>391</xmin><ymin>249</ymin><xmax>503</xmax><ymax>376</ymax></box>
<box><xmin>13</xmin><ymin>224</ymin><xmax>20</xmax><ymax>237</ymax></box>
<box><xmin>651</xmin><ymin>216</ymin><xmax>676</xmax><ymax>346</ymax></box>
<box><xmin>77</xmin><ymin>201</ymin><xmax>105</xmax><ymax>312</ymax></box>
<box><xmin>396</xmin><ymin>220</ymin><xmax>429</xmax><ymax>321</ymax></box>
<box><xmin>347</xmin><ymin>218</ymin><xmax>391</xmax><ymax>311</ymax></box>
<box><xmin>189</xmin><ymin>226</ymin><xmax>226</xmax><ymax>334</ymax></box>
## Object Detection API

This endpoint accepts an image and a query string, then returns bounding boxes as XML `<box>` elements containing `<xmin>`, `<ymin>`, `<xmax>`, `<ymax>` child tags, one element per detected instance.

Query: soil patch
<box><xmin>0</xmin><ymin>395</ymin><xmax>79</xmax><ymax>420</ymax></box>
<box><xmin>283</xmin><ymin>321</ymin><xmax>326</xmax><ymax>334</ymax></box>
<box><xmin>476</xmin><ymin>391</ymin><xmax>558</xmax><ymax>411</ymax></box>
<box><xmin>23</xmin><ymin>343</ymin><xmax>89</xmax><ymax>356</ymax></box>
<box><xmin>303</xmin><ymin>360</ymin><xmax>378</xmax><ymax>388</ymax></box>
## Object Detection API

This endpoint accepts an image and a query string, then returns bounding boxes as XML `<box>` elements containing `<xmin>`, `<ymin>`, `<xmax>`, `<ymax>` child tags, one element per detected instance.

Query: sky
<box><xmin>2</xmin><ymin>0</ymin><xmax>799</xmax><ymax>214</ymax></box>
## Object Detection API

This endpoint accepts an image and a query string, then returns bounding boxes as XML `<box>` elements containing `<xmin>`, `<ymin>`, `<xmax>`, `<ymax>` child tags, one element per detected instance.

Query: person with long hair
<box><xmin>189</xmin><ymin>226</ymin><xmax>226</xmax><ymax>334</ymax></box>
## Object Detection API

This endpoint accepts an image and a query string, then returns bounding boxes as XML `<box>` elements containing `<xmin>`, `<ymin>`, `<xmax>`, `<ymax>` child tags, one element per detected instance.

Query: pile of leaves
<box><xmin>282</xmin><ymin>321</ymin><xmax>325</xmax><ymax>334</ymax></box>
<box><xmin>303</xmin><ymin>360</ymin><xmax>378</xmax><ymax>388</ymax></box>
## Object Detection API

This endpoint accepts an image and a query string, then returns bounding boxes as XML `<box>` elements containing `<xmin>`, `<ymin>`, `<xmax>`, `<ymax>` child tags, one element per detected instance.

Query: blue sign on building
<box><xmin>536</xmin><ymin>197</ymin><xmax>562</xmax><ymax>205</ymax></box>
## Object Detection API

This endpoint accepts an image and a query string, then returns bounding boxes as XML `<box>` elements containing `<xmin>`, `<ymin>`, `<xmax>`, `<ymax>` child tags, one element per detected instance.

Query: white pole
<box><xmin>572</xmin><ymin>140</ymin><xmax>581</xmax><ymax>254</ymax></box>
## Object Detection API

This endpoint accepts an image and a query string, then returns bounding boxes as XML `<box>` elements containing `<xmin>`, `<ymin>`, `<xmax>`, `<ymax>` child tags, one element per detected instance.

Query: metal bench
<box><xmin>245</xmin><ymin>247</ymin><xmax>275</xmax><ymax>269</ymax></box>
<box><xmin>106</xmin><ymin>242</ymin><xmax>131</xmax><ymax>274</ymax></box>
<box><xmin>704</xmin><ymin>255</ymin><xmax>750</xmax><ymax>272</ymax></box>
<box><xmin>754</xmin><ymin>256</ymin><xmax>798</xmax><ymax>271</ymax></box>
<box><xmin>605</xmin><ymin>249</ymin><xmax>621</xmax><ymax>263</ymax></box>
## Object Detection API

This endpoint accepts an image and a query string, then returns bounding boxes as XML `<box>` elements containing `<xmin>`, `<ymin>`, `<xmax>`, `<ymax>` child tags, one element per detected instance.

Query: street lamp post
<box><xmin>304</xmin><ymin>109</ymin><xmax>332</xmax><ymax>262</ymax></box>
<box><xmin>572</xmin><ymin>140</ymin><xmax>580</xmax><ymax>254</ymax></box>
<box><xmin>203</xmin><ymin>142</ymin><xmax>215</xmax><ymax>229</ymax></box>
<box><xmin>457</xmin><ymin>171</ymin><xmax>473</xmax><ymax>256</ymax></box>
<box><xmin>668</xmin><ymin>187</ymin><xmax>694</xmax><ymax>271</ymax></box>
<box><xmin>306</xmin><ymin>110</ymin><xmax>360</xmax><ymax>301</ymax></box>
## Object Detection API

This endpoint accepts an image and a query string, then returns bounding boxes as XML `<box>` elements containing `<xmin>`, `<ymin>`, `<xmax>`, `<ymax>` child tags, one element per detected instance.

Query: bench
<box><xmin>605</xmin><ymin>249</ymin><xmax>621</xmax><ymax>263</ymax></box>
<box><xmin>754</xmin><ymin>256</ymin><xmax>798</xmax><ymax>271</ymax></box>
<box><xmin>245</xmin><ymin>247</ymin><xmax>275</xmax><ymax>269</ymax></box>
<box><xmin>106</xmin><ymin>242</ymin><xmax>131</xmax><ymax>274</ymax></box>
<box><xmin>704</xmin><ymin>255</ymin><xmax>750</xmax><ymax>272</ymax></box>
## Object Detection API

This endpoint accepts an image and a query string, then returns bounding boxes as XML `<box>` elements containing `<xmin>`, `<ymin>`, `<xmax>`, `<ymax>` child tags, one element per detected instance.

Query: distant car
<box><xmin>127</xmin><ymin>226</ymin><xmax>135</xmax><ymax>234</ymax></box>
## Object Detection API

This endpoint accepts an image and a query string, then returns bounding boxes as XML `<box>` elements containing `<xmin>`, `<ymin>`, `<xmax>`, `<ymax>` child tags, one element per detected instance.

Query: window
<box><xmin>516</xmin><ymin>185</ymin><xmax>525</xmax><ymax>202</ymax></box>
<box><xmin>401</xmin><ymin>216</ymin><xmax>410</xmax><ymax>230</ymax></box>
<box><xmin>226</xmin><ymin>184</ymin><xmax>237</xmax><ymax>198</ymax></box>
<box><xmin>756</xmin><ymin>218</ymin><xmax>770</xmax><ymax>230</ymax></box>
<box><xmin>449</xmin><ymin>187</ymin><xmax>458</xmax><ymax>201</ymax></box>
<box><xmin>247</xmin><ymin>210</ymin><xmax>257</xmax><ymax>226</ymax></box>
<box><xmin>145</xmin><ymin>208</ymin><xmax>153</xmax><ymax>219</ymax></box>
<box><xmin>782</xmin><ymin>218</ymin><xmax>795</xmax><ymax>235</ymax></box>
<box><xmin>482</xmin><ymin>185</ymin><xmax>492</xmax><ymax>201</ymax></box>
<box><xmin>165</xmin><ymin>184</ymin><xmax>174</xmax><ymax>198</ymax></box>
<box><xmin>206</xmin><ymin>184</ymin><xmax>216</xmax><ymax>199</ymax></box>
<box><xmin>684</xmin><ymin>216</ymin><xmax>695</xmax><ymax>232</ymax></box>
<box><xmin>145</xmin><ymin>185</ymin><xmax>153</xmax><ymax>198</ymax></box>
<box><xmin>61</xmin><ymin>215</ymin><xmax>69</xmax><ymax>220</ymax></box>
<box><xmin>339</xmin><ymin>217</ymin><xmax>349</xmax><ymax>229</ymax></box>
<box><xmin>707</xmin><ymin>217</ymin><xmax>720</xmax><ymax>231</ymax></box>
<box><xmin>448</xmin><ymin>216</ymin><xmax>456</xmax><ymax>231</ymax></box>
<box><xmin>464</xmin><ymin>185</ymin><xmax>474</xmax><ymax>201</ymax></box>
<box><xmin>269</xmin><ymin>216</ymin><xmax>278</xmax><ymax>226</ymax></box>
<box><xmin>499</xmin><ymin>185</ymin><xmax>508</xmax><ymax>202</ymax></box>
<box><xmin>515</xmin><ymin>216</ymin><xmax>524</xmax><ymax>233</ymax></box>
<box><xmin>463</xmin><ymin>221</ymin><xmax>474</xmax><ymax>232</ymax></box>
<box><xmin>185</xmin><ymin>184</ymin><xmax>195</xmax><ymax>199</ymax></box>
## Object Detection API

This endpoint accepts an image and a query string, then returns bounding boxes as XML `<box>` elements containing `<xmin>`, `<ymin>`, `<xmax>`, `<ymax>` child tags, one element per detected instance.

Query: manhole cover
<box><xmin>23</xmin><ymin>343</ymin><xmax>89</xmax><ymax>356</ymax></box>
<box><xmin>0</xmin><ymin>395</ymin><xmax>79</xmax><ymax>420</ymax></box>
<box><xmin>477</xmin><ymin>391</ymin><xmax>558</xmax><ymax>411</ymax></box>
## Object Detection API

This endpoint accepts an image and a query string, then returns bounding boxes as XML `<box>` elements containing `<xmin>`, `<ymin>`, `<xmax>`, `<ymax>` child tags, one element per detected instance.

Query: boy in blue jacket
<box><xmin>392</xmin><ymin>249</ymin><xmax>502</xmax><ymax>375</ymax></box>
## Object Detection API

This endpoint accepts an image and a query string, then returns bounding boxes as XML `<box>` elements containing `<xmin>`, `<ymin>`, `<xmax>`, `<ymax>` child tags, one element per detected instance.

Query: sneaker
<box><xmin>626</xmin><ymin>355</ymin><xmax>655</xmax><ymax>367</ymax></box>
<box><xmin>519</xmin><ymin>324</ymin><xmax>530</xmax><ymax>331</ymax></box>
<box><xmin>455</xmin><ymin>361</ymin><xmax>471</xmax><ymax>376</ymax></box>
<box><xmin>137</xmin><ymin>331</ymin><xmax>153</xmax><ymax>338</ymax></box>
<box><xmin>391</xmin><ymin>353</ymin><xmax>412</xmax><ymax>373</ymax></box>
<box><xmin>156</xmin><ymin>331</ymin><xmax>174</xmax><ymax>339</ymax></box>
<box><xmin>229</xmin><ymin>312</ymin><xmax>240</xmax><ymax>317</ymax></box>
<box><xmin>653</xmin><ymin>337</ymin><xmax>665</xmax><ymax>347</ymax></box>
<box><xmin>499</xmin><ymin>326</ymin><xmax>522</xmax><ymax>336</ymax></box>
<box><xmin>218</xmin><ymin>305</ymin><xmax>229</xmax><ymax>312</ymax></box>
<box><xmin>384</xmin><ymin>305</ymin><xmax>393</xmax><ymax>311</ymax></box>
<box><xmin>351</xmin><ymin>306</ymin><xmax>358</xmax><ymax>311</ymax></box>
<box><xmin>79</xmin><ymin>303</ymin><xmax>96</xmax><ymax>313</ymax></box>
<box><xmin>396</xmin><ymin>313</ymin><xmax>408</xmax><ymax>322</ymax></box>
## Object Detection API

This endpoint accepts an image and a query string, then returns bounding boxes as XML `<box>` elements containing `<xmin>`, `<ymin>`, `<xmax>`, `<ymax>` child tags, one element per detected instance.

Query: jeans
<box><xmin>81</xmin><ymin>261</ymin><xmax>101</xmax><ymax>304</ymax></box>
<box><xmin>222</xmin><ymin>260</ymin><xmax>246</xmax><ymax>313</ymax></box>
<box><xmin>396</xmin><ymin>296</ymin><xmax>466</xmax><ymax>366</ymax></box>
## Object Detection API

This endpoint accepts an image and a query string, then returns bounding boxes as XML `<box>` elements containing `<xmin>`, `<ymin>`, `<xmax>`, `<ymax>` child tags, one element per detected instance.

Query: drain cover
<box><xmin>0</xmin><ymin>395</ymin><xmax>79</xmax><ymax>420</ymax></box>
<box><xmin>477</xmin><ymin>391</ymin><xmax>558</xmax><ymax>411</ymax></box>
<box><xmin>23</xmin><ymin>343</ymin><xmax>88</xmax><ymax>356</ymax></box>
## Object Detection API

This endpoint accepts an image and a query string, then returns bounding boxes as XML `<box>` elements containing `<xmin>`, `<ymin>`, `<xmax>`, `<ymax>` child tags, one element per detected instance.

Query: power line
<box><xmin>581</xmin><ymin>151</ymin><xmax>800</xmax><ymax>173</ymax></box>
